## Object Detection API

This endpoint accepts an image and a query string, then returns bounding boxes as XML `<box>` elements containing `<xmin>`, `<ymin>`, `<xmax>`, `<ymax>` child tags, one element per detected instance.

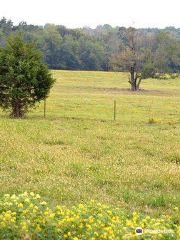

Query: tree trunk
<box><xmin>130</xmin><ymin>81</ymin><xmax>136</xmax><ymax>91</ymax></box>
<box><xmin>129</xmin><ymin>70</ymin><xmax>142</xmax><ymax>91</ymax></box>
<box><xmin>130</xmin><ymin>69</ymin><xmax>136</xmax><ymax>91</ymax></box>
<box><xmin>12</xmin><ymin>103</ymin><xmax>22</xmax><ymax>118</ymax></box>
<box><xmin>137</xmin><ymin>77</ymin><xmax>142</xmax><ymax>90</ymax></box>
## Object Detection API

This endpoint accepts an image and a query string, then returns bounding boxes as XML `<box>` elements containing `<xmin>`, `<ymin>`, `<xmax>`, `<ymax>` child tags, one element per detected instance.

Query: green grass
<box><xmin>1</xmin><ymin>70</ymin><xmax>180</xmax><ymax>217</ymax></box>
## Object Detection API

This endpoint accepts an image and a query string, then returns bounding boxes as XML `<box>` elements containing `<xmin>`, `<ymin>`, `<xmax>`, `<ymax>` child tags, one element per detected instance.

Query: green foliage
<box><xmin>109</xmin><ymin>28</ymin><xmax>180</xmax><ymax>90</ymax></box>
<box><xmin>1</xmin><ymin>18</ymin><xmax>180</xmax><ymax>75</ymax></box>
<box><xmin>78</xmin><ymin>36</ymin><xmax>105</xmax><ymax>70</ymax></box>
<box><xmin>1</xmin><ymin>19</ymin><xmax>180</xmax><ymax>93</ymax></box>
<box><xmin>0</xmin><ymin>32</ymin><xmax>55</xmax><ymax>118</ymax></box>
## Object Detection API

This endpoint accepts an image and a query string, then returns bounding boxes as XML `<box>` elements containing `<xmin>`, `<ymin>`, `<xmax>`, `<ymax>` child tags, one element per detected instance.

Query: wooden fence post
<box><xmin>44</xmin><ymin>99</ymin><xmax>46</xmax><ymax>118</ymax></box>
<box><xmin>114</xmin><ymin>100</ymin><xmax>116</xmax><ymax>121</ymax></box>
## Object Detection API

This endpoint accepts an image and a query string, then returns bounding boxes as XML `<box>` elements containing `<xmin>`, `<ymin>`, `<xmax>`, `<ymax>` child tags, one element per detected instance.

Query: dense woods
<box><xmin>1</xmin><ymin>17</ymin><xmax>180</xmax><ymax>74</ymax></box>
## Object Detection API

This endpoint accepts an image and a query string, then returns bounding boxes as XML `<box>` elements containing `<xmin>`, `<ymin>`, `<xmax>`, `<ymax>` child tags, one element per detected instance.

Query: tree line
<box><xmin>1</xmin><ymin>17</ymin><xmax>180</xmax><ymax>73</ymax></box>
<box><xmin>1</xmin><ymin>17</ymin><xmax>180</xmax><ymax>91</ymax></box>
<box><xmin>0</xmin><ymin>18</ymin><xmax>105</xmax><ymax>71</ymax></box>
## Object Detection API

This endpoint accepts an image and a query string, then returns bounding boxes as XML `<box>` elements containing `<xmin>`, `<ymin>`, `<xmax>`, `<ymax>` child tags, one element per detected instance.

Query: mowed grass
<box><xmin>1</xmin><ymin>70</ymin><xmax>180</xmax><ymax>217</ymax></box>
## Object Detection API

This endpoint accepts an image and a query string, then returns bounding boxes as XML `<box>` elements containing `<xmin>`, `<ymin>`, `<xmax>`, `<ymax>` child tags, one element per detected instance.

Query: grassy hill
<box><xmin>1</xmin><ymin>70</ymin><xmax>180</xmax><ymax>216</ymax></box>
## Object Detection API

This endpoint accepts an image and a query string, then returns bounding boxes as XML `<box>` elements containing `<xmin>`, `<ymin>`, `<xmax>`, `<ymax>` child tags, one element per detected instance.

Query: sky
<box><xmin>1</xmin><ymin>0</ymin><xmax>180</xmax><ymax>29</ymax></box>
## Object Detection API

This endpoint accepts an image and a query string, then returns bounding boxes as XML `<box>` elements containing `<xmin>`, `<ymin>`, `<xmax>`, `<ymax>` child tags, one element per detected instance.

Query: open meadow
<box><xmin>1</xmin><ymin>70</ymin><xmax>180</xmax><ymax>219</ymax></box>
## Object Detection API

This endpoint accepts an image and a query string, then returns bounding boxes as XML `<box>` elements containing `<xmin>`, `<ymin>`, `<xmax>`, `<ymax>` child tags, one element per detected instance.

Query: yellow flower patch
<box><xmin>0</xmin><ymin>192</ymin><xmax>179</xmax><ymax>239</ymax></box>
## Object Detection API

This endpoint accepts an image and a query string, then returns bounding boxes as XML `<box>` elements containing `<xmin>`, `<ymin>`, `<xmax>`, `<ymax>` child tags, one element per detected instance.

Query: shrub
<box><xmin>149</xmin><ymin>118</ymin><xmax>162</xmax><ymax>124</ymax></box>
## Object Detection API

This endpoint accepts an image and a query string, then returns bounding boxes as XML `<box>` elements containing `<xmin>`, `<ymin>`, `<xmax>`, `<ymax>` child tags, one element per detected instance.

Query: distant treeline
<box><xmin>1</xmin><ymin>17</ymin><xmax>180</xmax><ymax>71</ymax></box>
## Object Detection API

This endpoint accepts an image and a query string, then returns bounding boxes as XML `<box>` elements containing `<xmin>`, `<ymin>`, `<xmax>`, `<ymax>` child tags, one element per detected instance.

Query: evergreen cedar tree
<box><xmin>0</xmin><ymin>32</ymin><xmax>55</xmax><ymax>118</ymax></box>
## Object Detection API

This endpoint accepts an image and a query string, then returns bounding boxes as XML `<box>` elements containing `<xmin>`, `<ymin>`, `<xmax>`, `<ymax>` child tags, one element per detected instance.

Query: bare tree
<box><xmin>110</xmin><ymin>27</ymin><xmax>143</xmax><ymax>90</ymax></box>
<box><xmin>110</xmin><ymin>28</ymin><xmax>180</xmax><ymax>91</ymax></box>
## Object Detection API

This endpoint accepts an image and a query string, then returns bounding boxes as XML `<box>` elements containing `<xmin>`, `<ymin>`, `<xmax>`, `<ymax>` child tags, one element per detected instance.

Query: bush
<box><xmin>149</xmin><ymin>118</ymin><xmax>162</xmax><ymax>124</ymax></box>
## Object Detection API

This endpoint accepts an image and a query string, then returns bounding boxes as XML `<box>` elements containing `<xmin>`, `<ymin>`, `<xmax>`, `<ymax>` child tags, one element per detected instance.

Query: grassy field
<box><xmin>1</xmin><ymin>70</ymin><xmax>180</xmax><ymax>217</ymax></box>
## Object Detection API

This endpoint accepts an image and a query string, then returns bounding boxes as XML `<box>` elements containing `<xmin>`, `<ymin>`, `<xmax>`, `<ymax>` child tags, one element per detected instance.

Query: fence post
<box><xmin>114</xmin><ymin>100</ymin><xmax>116</xmax><ymax>121</ymax></box>
<box><xmin>44</xmin><ymin>99</ymin><xmax>46</xmax><ymax>118</ymax></box>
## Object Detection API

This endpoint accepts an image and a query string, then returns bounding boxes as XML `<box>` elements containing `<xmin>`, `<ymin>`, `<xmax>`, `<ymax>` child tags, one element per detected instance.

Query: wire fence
<box><xmin>35</xmin><ymin>98</ymin><xmax>180</xmax><ymax>124</ymax></box>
